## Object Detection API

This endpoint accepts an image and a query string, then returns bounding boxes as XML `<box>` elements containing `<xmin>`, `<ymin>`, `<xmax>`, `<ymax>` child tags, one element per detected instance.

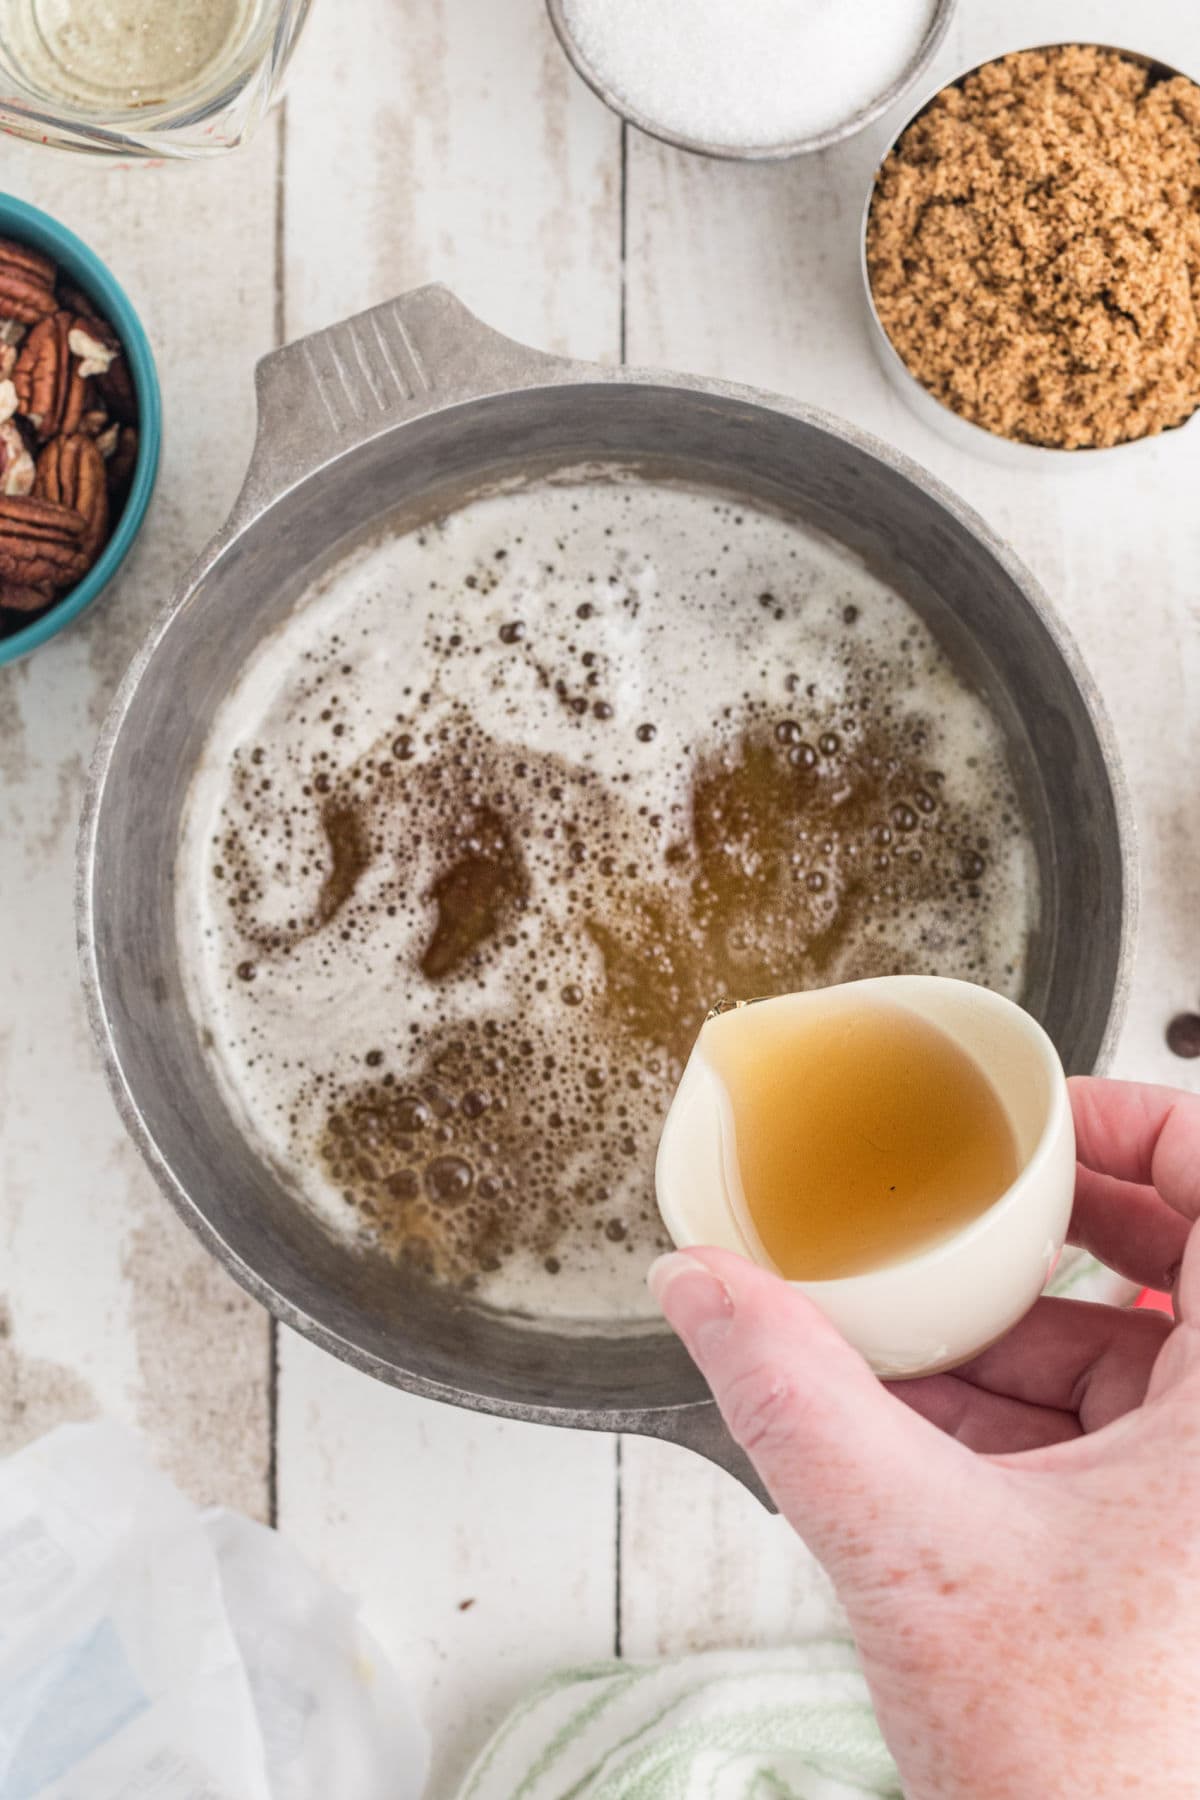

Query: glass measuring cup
<box><xmin>0</xmin><ymin>0</ymin><xmax>311</xmax><ymax>157</ymax></box>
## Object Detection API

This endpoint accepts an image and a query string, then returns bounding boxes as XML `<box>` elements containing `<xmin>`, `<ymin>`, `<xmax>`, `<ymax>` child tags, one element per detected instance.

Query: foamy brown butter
<box><xmin>179</xmin><ymin>477</ymin><xmax>1039</xmax><ymax>1322</ymax></box>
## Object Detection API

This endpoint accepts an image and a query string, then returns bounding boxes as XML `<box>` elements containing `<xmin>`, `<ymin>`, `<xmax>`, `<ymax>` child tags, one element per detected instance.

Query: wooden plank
<box><xmin>0</xmin><ymin>134</ymin><xmax>280</xmax><ymax>1516</ymax></box>
<box><xmin>620</xmin><ymin>0</ymin><xmax>1200</xmax><ymax>1656</ymax></box>
<box><xmin>620</xmin><ymin>1439</ymin><xmax>845</xmax><ymax>1660</ymax></box>
<box><xmin>276</xmin><ymin>1333</ymin><xmax>618</xmax><ymax>1798</ymax></box>
<box><xmin>281</xmin><ymin>0</ymin><xmax>622</xmax><ymax>358</ymax></box>
<box><xmin>276</xmin><ymin>4</ymin><xmax>623</xmax><ymax>1790</ymax></box>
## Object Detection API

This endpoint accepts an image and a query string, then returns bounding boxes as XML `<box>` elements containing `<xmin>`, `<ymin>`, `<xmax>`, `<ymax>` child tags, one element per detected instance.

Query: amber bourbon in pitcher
<box><xmin>703</xmin><ymin>994</ymin><xmax>1020</xmax><ymax>1280</ymax></box>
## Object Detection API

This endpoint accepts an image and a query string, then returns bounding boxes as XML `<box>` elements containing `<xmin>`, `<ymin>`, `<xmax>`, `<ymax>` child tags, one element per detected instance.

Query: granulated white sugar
<box><xmin>561</xmin><ymin>0</ymin><xmax>936</xmax><ymax>149</ymax></box>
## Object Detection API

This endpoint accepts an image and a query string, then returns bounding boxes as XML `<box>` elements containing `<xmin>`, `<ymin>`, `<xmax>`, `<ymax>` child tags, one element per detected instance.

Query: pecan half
<box><xmin>59</xmin><ymin>303</ymin><xmax>133</xmax><ymax>419</ymax></box>
<box><xmin>0</xmin><ymin>421</ymin><xmax>35</xmax><ymax>497</ymax></box>
<box><xmin>0</xmin><ymin>238</ymin><xmax>57</xmax><ymax>326</ymax></box>
<box><xmin>0</xmin><ymin>491</ymin><xmax>88</xmax><ymax>589</ymax></box>
<box><xmin>36</xmin><ymin>433</ymin><xmax>108</xmax><ymax>563</ymax></box>
<box><xmin>14</xmin><ymin>311</ymin><xmax>89</xmax><ymax>443</ymax></box>
<box><xmin>106</xmin><ymin>425</ymin><xmax>138</xmax><ymax>504</ymax></box>
<box><xmin>0</xmin><ymin>493</ymin><xmax>84</xmax><ymax>538</ymax></box>
<box><xmin>0</xmin><ymin>540</ymin><xmax>88</xmax><ymax>587</ymax></box>
<box><xmin>0</xmin><ymin>578</ymin><xmax>55</xmax><ymax>613</ymax></box>
<box><xmin>96</xmin><ymin>351</ymin><xmax>136</xmax><ymax>425</ymax></box>
<box><xmin>57</xmin><ymin>281</ymin><xmax>101</xmax><ymax>323</ymax></box>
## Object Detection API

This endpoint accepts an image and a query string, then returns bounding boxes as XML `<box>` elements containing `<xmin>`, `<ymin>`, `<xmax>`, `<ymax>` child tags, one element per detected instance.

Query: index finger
<box><xmin>1069</xmin><ymin>1077</ymin><xmax>1200</xmax><ymax>1223</ymax></box>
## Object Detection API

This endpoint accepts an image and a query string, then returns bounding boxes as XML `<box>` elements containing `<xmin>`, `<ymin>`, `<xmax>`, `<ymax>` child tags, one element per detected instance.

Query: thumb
<box><xmin>650</xmin><ymin>1246</ymin><xmax>970</xmax><ymax>1578</ymax></box>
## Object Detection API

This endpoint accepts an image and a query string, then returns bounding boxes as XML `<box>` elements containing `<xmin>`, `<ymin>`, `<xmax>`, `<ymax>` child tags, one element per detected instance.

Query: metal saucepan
<box><xmin>78</xmin><ymin>287</ymin><xmax>1136</xmax><ymax>1499</ymax></box>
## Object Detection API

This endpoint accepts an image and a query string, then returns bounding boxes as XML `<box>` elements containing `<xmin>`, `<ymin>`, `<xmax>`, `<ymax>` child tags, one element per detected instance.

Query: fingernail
<box><xmin>647</xmin><ymin>1252</ymin><xmax>734</xmax><ymax>1359</ymax></box>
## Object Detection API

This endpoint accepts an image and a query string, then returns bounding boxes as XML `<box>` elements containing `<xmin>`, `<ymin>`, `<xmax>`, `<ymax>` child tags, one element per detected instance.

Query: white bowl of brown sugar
<box><xmin>862</xmin><ymin>44</ymin><xmax>1200</xmax><ymax>464</ymax></box>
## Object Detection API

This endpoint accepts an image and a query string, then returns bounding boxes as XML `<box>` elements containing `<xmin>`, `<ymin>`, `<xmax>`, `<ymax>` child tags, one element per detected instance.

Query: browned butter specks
<box><xmin>184</xmin><ymin>480</ymin><xmax>1036</xmax><ymax>1316</ymax></box>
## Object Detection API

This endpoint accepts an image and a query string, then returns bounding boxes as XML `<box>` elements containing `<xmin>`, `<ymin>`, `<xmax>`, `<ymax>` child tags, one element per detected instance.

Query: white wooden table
<box><xmin>1</xmin><ymin>2</ymin><xmax>1198</xmax><ymax>1792</ymax></box>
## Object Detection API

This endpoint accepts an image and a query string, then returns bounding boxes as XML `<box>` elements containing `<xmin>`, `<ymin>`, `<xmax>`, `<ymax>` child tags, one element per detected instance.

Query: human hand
<box><xmin>649</xmin><ymin>1077</ymin><xmax>1200</xmax><ymax>1798</ymax></box>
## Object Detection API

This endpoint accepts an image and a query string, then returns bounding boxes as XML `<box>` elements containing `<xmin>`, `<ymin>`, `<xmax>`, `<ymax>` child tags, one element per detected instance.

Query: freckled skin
<box><xmin>653</xmin><ymin>1078</ymin><xmax>1200</xmax><ymax>1796</ymax></box>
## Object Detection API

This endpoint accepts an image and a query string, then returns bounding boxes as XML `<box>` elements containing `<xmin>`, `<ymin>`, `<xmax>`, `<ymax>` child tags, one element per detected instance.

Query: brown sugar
<box><xmin>866</xmin><ymin>46</ymin><xmax>1200</xmax><ymax>449</ymax></box>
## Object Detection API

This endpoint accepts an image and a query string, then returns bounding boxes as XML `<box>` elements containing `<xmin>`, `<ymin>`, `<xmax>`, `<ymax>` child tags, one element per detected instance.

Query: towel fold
<box><xmin>456</xmin><ymin>1645</ymin><xmax>901</xmax><ymax>1800</ymax></box>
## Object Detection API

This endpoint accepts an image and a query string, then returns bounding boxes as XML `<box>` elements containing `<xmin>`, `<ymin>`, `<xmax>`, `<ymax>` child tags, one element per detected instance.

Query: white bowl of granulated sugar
<box><xmin>547</xmin><ymin>0</ymin><xmax>955</xmax><ymax>160</ymax></box>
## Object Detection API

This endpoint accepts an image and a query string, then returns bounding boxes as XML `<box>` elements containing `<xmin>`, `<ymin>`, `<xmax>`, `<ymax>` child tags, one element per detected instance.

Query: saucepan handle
<box><xmin>631</xmin><ymin>1402</ymin><xmax>776</xmax><ymax>1511</ymax></box>
<box><xmin>229</xmin><ymin>284</ymin><xmax>574</xmax><ymax>524</ymax></box>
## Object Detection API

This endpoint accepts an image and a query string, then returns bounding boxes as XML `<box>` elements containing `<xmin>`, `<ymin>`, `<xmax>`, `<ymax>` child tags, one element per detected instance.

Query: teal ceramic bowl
<box><xmin>0</xmin><ymin>195</ymin><xmax>161</xmax><ymax>666</ymax></box>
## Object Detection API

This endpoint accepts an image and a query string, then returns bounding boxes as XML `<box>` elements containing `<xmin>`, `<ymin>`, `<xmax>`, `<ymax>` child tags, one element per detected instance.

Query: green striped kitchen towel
<box><xmin>456</xmin><ymin>1645</ymin><xmax>902</xmax><ymax>1799</ymax></box>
